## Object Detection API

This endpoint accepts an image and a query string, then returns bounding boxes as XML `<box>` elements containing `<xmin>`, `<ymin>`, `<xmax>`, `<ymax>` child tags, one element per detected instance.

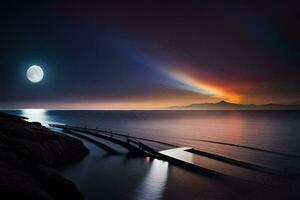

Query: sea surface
<box><xmin>2</xmin><ymin>109</ymin><xmax>300</xmax><ymax>199</ymax></box>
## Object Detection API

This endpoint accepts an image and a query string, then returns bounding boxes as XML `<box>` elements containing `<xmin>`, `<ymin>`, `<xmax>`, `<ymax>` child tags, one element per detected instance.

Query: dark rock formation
<box><xmin>0</xmin><ymin>112</ymin><xmax>89</xmax><ymax>200</ymax></box>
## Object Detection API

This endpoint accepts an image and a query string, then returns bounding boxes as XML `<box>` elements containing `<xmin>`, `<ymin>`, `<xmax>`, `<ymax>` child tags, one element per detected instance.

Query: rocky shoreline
<box><xmin>0</xmin><ymin>112</ymin><xmax>89</xmax><ymax>200</ymax></box>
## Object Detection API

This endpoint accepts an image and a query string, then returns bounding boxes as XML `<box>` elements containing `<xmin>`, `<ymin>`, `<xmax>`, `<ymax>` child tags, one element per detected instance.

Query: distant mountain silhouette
<box><xmin>168</xmin><ymin>100</ymin><xmax>300</xmax><ymax>110</ymax></box>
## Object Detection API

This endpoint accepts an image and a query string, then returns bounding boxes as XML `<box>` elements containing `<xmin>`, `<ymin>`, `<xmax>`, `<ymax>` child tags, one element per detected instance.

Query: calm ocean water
<box><xmin>2</xmin><ymin>110</ymin><xmax>300</xmax><ymax>199</ymax></box>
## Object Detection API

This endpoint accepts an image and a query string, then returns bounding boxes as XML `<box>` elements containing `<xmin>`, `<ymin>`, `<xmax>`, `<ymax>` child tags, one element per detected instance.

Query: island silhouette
<box><xmin>168</xmin><ymin>100</ymin><xmax>300</xmax><ymax>110</ymax></box>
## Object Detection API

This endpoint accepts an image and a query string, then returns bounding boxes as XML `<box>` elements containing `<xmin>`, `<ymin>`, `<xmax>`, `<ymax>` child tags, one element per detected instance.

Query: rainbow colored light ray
<box><xmin>165</xmin><ymin>69</ymin><xmax>241</xmax><ymax>103</ymax></box>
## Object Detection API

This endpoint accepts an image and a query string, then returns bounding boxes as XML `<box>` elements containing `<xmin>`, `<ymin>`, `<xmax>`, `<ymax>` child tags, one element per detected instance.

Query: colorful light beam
<box><xmin>164</xmin><ymin>69</ymin><xmax>241</xmax><ymax>103</ymax></box>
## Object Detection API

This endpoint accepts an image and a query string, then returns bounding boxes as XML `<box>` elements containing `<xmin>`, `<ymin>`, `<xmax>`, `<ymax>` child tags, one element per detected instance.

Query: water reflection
<box><xmin>5</xmin><ymin>109</ymin><xmax>300</xmax><ymax>176</ymax></box>
<box><xmin>135</xmin><ymin>159</ymin><xmax>169</xmax><ymax>200</ymax></box>
<box><xmin>21</xmin><ymin>109</ymin><xmax>49</xmax><ymax>126</ymax></box>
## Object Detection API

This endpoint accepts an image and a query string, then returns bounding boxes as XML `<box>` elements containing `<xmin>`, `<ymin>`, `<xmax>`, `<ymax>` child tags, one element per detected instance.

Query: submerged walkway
<box><xmin>51</xmin><ymin>124</ymin><xmax>167</xmax><ymax>157</ymax></box>
<box><xmin>50</xmin><ymin>124</ymin><xmax>298</xmax><ymax>186</ymax></box>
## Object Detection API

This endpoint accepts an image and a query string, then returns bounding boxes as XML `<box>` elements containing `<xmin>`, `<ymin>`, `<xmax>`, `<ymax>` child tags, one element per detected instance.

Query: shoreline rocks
<box><xmin>0</xmin><ymin>112</ymin><xmax>89</xmax><ymax>200</ymax></box>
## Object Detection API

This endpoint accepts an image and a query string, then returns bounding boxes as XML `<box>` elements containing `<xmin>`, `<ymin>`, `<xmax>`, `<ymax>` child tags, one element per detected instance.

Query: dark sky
<box><xmin>0</xmin><ymin>1</ymin><xmax>299</xmax><ymax>109</ymax></box>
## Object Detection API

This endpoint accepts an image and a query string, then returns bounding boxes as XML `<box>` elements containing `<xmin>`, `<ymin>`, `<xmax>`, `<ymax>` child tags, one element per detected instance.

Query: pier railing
<box><xmin>50</xmin><ymin>124</ymin><xmax>169</xmax><ymax>157</ymax></box>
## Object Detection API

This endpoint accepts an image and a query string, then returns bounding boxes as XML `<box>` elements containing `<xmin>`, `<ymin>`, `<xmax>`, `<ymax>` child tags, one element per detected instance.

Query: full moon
<box><xmin>26</xmin><ymin>65</ymin><xmax>44</xmax><ymax>83</ymax></box>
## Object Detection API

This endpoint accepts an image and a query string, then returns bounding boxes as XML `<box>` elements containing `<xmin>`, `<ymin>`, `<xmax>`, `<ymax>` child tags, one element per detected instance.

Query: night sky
<box><xmin>0</xmin><ymin>1</ymin><xmax>299</xmax><ymax>109</ymax></box>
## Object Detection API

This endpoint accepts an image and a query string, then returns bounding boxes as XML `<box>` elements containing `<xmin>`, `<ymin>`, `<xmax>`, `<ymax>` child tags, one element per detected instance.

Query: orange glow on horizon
<box><xmin>19</xmin><ymin>96</ymin><xmax>220</xmax><ymax>110</ymax></box>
